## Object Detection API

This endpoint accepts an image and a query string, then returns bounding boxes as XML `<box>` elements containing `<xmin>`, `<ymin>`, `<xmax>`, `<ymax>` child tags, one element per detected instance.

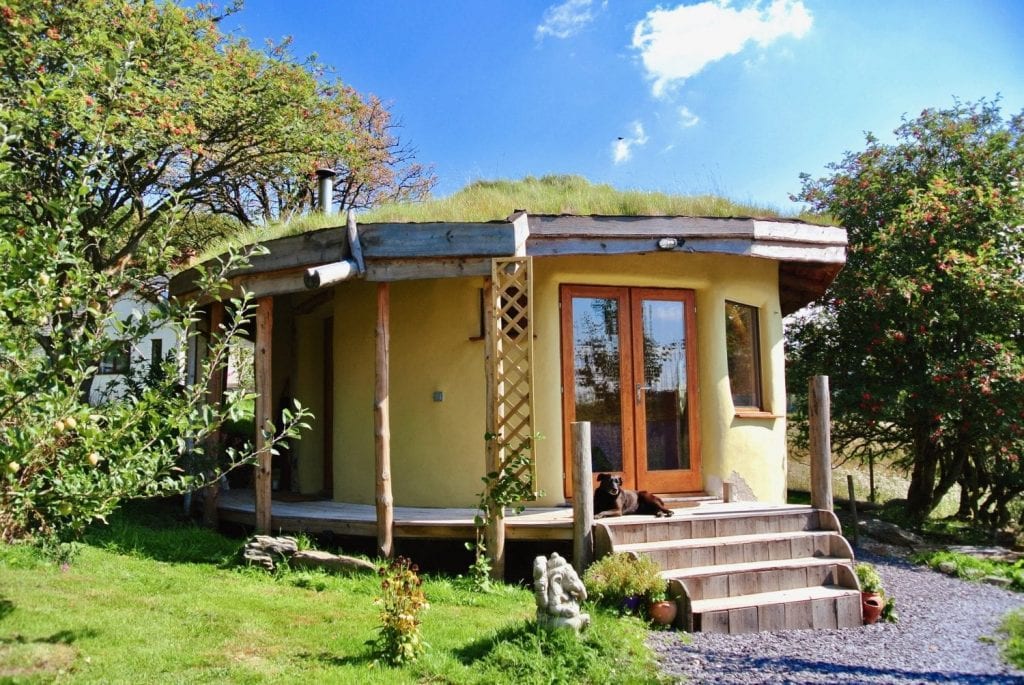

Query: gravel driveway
<box><xmin>649</xmin><ymin>551</ymin><xmax>1024</xmax><ymax>684</ymax></box>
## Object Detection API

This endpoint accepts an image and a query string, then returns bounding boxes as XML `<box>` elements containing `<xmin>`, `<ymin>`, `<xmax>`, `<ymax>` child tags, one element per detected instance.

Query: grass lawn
<box><xmin>0</xmin><ymin>503</ymin><xmax>663</xmax><ymax>684</ymax></box>
<box><xmin>1002</xmin><ymin>609</ymin><xmax>1024</xmax><ymax>669</ymax></box>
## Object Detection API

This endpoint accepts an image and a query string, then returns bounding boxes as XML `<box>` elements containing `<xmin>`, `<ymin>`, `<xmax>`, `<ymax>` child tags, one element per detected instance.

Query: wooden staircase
<box><xmin>593</xmin><ymin>504</ymin><xmax>862</xmax><ymax>634</ymax></box>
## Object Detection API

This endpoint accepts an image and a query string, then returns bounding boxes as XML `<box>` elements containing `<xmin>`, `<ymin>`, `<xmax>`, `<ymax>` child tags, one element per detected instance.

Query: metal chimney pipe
<box><xmin>315</xmin><ymin>167</ymin><xmax>336</xmax><ymax>215</ymax></box>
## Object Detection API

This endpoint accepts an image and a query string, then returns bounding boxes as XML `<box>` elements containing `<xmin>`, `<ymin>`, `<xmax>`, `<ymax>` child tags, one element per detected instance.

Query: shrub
<box><xmin>583</xmin><ymin>552</ymin><xmax>666</xmax><ymax>613</ymax></box>
<box><xmin>1000</xmin><ymin>608</ymin><xmax>1024</xmax><ymax>669</ymax></box>
<box><xmin>369</xmin><ymin>556</ymin><xmax>429</xmax><ymax>666</ymax></box>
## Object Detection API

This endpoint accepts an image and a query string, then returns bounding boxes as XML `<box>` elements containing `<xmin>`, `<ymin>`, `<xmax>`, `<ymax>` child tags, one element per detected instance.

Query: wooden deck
<box><xmin>217</xmin><ymin>489</ymin><xmax>810</xmax><ymax>542</ymax></box>
<box><xmin>218</xmin><ymin>489</ymin><xmax>575</xmax><ymax>540</ymax></box>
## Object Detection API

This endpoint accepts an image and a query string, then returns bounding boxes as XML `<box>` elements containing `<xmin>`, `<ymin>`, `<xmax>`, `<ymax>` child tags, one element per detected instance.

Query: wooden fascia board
<box><xmin>362</xmin><ymin>257</ymin><xmax>493</xmax><ymax>281</ymax></box>
<box><xmin>169</xmin><ymin>226</ymin><xmax>349</xmax><ymax>298</ymax></box>
<box><xmin>358</xmin><ymin>220</ymin><xmax>521</xmax><ymax>259</ymax></box>
<box><xmin>527</xmin><ymin>214</ymin><xmax>756</xmax><ymax>237</ymax></box>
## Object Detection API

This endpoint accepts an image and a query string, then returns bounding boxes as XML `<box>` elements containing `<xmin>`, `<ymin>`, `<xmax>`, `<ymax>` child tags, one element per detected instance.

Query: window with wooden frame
<box><xmin>725</xmin><ymin>301</ymin><xmax>763</xmax><ymax>410</ymax></box>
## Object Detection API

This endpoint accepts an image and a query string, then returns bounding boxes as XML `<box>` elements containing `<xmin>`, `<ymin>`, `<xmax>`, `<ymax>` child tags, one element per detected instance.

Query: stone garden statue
<box><xmin>533</xmin><ymin>552</ymin><xmax>591</xmax><ymax>632</ymax></box>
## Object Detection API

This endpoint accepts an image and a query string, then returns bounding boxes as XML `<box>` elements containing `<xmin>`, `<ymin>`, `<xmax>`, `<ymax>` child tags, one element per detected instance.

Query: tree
<box><xmin>0</xmin><ymin>0</ymin><xmax>334</xmax><ymax>543</ymax></box>
<box><xmin>0</xmin><ymin>0</ymin><xmax>434</xmax><ymax>398</ymax></box>
<box><xmin>204</xmin><ymin>92</ymin><xmax>436</xmax><ymax>224</ymax></box>
<box><xmin>790</xmin><ymin>99</ymin><xmax>1024</xmax><ymax>526</ymax></box>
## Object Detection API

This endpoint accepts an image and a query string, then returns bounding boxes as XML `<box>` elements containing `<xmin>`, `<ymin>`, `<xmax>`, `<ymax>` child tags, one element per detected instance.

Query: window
<box><xmin>99</xmin><ymin>342</ymin><xmax>131</xmax><ymax>375</ymax></box>
<box><xmin>725</xmin><ymin>301</ymin><xmax>762</xmax><ymax>410</ymax></box>
<box><xmin>149</xmin><ymin>338</ymin><xmax>165</xmax><ymax>380</ymax></box>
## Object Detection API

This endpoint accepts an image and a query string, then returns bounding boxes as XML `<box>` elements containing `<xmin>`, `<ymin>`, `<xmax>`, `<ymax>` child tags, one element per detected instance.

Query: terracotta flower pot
<box><xmin>862</xmin><ymin>592</ymin><xmax>883</xmax><ymax>625</ymax></box>
<box><xmin>648</xmin><ymin>599</ymin><xmax>678</xmax><ymax>627</ymax></box>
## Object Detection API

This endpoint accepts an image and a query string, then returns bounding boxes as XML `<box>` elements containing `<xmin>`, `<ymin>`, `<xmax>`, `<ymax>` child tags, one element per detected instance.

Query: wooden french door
<box><xmin>561</xmin><ymin>285</ymin><xmax>701</xmax><ymax>496</ymax></box>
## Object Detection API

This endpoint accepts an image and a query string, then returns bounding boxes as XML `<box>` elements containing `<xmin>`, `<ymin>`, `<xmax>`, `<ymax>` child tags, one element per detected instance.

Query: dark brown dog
<box><xmin>593</xmin><ymin>473</ymin><xmax>674</xmax><ymax>518</ymax></box>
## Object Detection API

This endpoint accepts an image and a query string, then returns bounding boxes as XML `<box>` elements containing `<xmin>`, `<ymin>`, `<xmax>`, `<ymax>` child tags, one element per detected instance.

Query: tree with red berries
<box><xmin>790</xmin><ymin>99</ymin><xmax>1024</xmax><ymax>527</ymax></box>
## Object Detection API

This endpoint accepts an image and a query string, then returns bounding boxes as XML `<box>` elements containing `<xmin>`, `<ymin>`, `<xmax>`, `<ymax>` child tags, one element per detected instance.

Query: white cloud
<box><xmin>612</xmin><ymin>121</ymin><xmax>648</xmax><ymax>164</ymax></box>
<box><xmin>632</xmin><ymin>0</ymin><xmax>812</xmax><ymax>97</ymax></box>
<box><xmin>536</xmin><ymin>0</ymin><xmax>603</xmax><ymax>40</ymax></box>
<box><xmin>679</xmin><ymin>106</ymin><xmax>700</xmax><ymax>128</ymax></box>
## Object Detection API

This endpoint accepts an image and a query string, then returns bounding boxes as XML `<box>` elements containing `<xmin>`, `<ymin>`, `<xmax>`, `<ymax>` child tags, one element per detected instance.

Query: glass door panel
<box><xmin>637</xmin><ymin>299</ymin><xmax>689</xmax><ymax>472</ymax></box>
<box><xmin>571</xmin><ymin>296</ymin><xmax>625</xmax><ymax>474</ymax></box>
<box><xmin>561</xmin><ymin>285</ymin><xmax>699</xmax><ymax>497</ymax></box>
<box><xmin>632</xmin><ymin>289</ymin><xmax>701</xmax><ymax>492</ymax></box>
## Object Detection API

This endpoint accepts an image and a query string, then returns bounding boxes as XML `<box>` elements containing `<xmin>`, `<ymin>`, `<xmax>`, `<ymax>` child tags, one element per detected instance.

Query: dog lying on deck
<box><xmin>593</xmin><ymin>473</ymin><xmax>674</xmax><ymax>518</ymax></box>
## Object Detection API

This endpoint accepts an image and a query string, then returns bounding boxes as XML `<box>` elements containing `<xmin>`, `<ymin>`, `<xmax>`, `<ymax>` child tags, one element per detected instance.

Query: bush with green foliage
<box><xmin>583</xmin><ymin>552</ymin><xmax>667</xmax><ymax>613</ymax></box>
<box><xmin>790</xmin><ymin>98</ymin><xmax>1024</xmax><ymax>526</ymax></box>
<box><xmin>1</xmin><ymin>1</ymin><xmax>352</xmax><ymax>544</ymax></box>
<box><xmin>1000</xmin><ymin>608</ymin><xmax>1024</xmax><ymax>669</ymax></box>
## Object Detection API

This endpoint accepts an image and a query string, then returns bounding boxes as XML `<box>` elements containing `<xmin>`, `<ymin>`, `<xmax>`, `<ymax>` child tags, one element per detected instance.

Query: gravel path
<box><xmin>648</xmin><ymin>551</ymin><xmax>1024</xmax><ymax>684</ymax></box>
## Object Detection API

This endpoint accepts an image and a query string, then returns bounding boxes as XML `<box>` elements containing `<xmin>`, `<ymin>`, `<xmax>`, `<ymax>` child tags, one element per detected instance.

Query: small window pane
<box><xmin>725</xmin><ymin>302</ymin><xmax>762</xmax><ymax>409</ymax></box>
<box><xmin>99</xmin><ymin>342</ymin><xmax>131</xmax><ymax>375</ymax></box>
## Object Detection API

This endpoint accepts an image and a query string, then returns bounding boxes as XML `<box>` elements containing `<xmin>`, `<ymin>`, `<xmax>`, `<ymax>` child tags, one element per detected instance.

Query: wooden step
<box><xmin>595</xmin><ymin>508</ymin><xmax>829</xmax><ymax>547</ymax></box>
<box><xmin>615</xmin><ymin>530</ymin><xmax>839</xmax><ymax>568</ymax></box>
<box><xmin>658</xmin><ymin>494</ymin><xmax>721</xmax><ymax>508</ymax></box>
<box><xmin>685</xmin><ymin>585</ymin><xmax>863</xmax><ymax>633</ymax></box>
<box><xmin>664</xmin><ymin>556</ymin><xmax>856</xmax><ymax>601</ymax></box>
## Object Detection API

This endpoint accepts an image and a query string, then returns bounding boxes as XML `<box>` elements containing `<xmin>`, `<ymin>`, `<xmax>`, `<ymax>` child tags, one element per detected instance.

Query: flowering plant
<box><xmin>369</xmin><ymin>556</ymin><xmax>429</xmax><ymax>666</ymax></box>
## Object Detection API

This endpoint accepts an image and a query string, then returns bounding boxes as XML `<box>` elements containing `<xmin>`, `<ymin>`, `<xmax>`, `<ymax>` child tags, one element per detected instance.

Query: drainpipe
<box><xmin>315</xmin><ymin>167</ymin><xmax>336</xmax><ymax>215</ymax></box>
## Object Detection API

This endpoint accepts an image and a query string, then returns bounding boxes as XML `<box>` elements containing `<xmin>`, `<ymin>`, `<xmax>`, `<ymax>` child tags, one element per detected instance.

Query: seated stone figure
<box><xmin>533</xmin><ymin>552</ymin><xmax>591</xmax><ymax>632</ymax></box>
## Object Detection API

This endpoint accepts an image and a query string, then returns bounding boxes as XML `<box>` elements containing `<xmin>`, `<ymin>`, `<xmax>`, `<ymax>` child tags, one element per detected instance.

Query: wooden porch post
<box><xmin>809</xmin><ymin>375</ymin><xmax>834</xmax><ymax>512</ymax></box>
<box><xmin>202</xmin><ymin>302</ymin><xmax>226</xmax><ymax>526</ymax></box>
<box><xmin>375</xmin><ymin>283</ymin><xmax>395</xmax><ymax>559</ymax></box>
<box><xmin>482</xmin><ymin>276</ymin><xmax>505</xmax><ymax>580</ymax></box>
<box><xmin>571</xmin><ymin>421</ymin><xmax>594</xmax><ymax>575</ymax></box>
<box><xmin>254</xmin><ymin>296</ymin><xmax>274</xmax><ymax>533</ymax></box>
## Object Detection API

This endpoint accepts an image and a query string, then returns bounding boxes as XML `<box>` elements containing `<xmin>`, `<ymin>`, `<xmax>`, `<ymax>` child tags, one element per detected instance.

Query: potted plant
<box><xmin>855</xmin><ymin>562</ymin><xmax>897</xmax><ymax>624</ymax></box>
<box><xmin>583</xmin><ymin>553</ymin><xmax>674</xmax><ymax>625</ymax></box>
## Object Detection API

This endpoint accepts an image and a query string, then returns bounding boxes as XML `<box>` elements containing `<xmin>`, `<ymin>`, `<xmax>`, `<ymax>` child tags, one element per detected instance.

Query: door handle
<box><xmin>635</xmin><ymin>383</ymin><xmax>653</xmax><ymax>403</ymax></box>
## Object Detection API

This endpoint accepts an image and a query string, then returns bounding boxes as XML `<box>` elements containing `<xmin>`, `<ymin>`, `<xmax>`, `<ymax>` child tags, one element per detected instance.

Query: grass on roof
<box><xmin>194</xmin><ymin>175</ymin><xmax>821</xmax><ymax>263</ymax></box>
<box><xmin>360</xmin><ymin>174</ymin><xmax>788</xmax><ymax>223</ymax></box>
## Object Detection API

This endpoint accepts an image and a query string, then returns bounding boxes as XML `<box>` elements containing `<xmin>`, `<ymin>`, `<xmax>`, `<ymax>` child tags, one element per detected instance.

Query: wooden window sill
<box><xmin>734</xmin><ymin>410</ymin><xmax>784</xmax><ymax>419</ymax></box>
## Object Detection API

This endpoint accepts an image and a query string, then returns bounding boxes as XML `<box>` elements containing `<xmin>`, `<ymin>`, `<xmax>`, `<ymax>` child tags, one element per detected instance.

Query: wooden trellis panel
<box><xmin>487</xmin><ymin>256</ymin><xmax>537</xmax><ymax>494</ymax></box>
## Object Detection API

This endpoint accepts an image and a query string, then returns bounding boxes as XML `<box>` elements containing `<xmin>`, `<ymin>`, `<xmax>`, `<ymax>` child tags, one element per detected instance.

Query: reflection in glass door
<box><xmin>561</xmin><ymin>286</ymin><xmax>701</xmax><ymax>496</ymax></box>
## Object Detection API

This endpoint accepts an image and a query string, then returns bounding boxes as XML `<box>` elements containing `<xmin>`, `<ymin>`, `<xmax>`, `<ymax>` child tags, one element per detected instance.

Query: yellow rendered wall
<box><xmin>531</xmin><ymin>253</ymin><xmax>788</xmax><ymax>505</ymax></box>
<box><xmin>290</xmin><ymin>313</ymin><xmax>326</xmax><ymax>494</ymax></box>
<box><xmin>329</xmin><ymin>278</ymin><xmax>488</xmax><ymax>506</ymax></box>
<box><xmin>308</xmin><ymin>252</ymin><xmax>788</xmax><ymax>508</ymax></box>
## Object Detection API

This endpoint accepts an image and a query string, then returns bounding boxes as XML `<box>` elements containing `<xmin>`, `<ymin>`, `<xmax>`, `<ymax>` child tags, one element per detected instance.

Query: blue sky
<box><xmin>223</xmin><ymin>0</ymin><xmax>1024</xmax><ymax>212</ymax></box>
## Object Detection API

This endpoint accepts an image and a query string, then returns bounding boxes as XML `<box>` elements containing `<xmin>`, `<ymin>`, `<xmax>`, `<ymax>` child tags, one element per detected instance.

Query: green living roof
<box><xmin>197</xmin><ymin>175</ymin><xmax>823</xmax><ymax>262</ymax></box>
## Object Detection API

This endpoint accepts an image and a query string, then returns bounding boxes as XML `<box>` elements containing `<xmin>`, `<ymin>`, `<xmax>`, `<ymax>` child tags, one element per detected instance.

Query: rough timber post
<box><xmin>202</xmin><ymin>301</ymin><xmax>226</xmax><ymax>526</ymax></box>
<box><xmin>375</xmin><ymin>283</ymin><xmax>394</xmax><ymax>559</ymax></box>
<box><xmin>809</xmin><ymin>375</ymin><xmax>834</xmax><ymax>512</ymax></box>
<box><xmin>254</xmin><ymin>296</ymin><xmax>274</xmax><ymax>533</ymax></box>
<box><xmin>482</xmin><ymin>275</ymin><xmax>505</xmax><ymax>580</ymax></box>
<box><xmin>571</xmin><ymin>421</ymin><xmax>594</xmax><ymax>575</ymax></box>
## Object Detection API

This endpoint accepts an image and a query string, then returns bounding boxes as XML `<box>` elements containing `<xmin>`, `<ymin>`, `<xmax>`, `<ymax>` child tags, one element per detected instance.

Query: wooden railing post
<box><xmin>809</xmin><ymin>375</ymin><xmax>833</xmax><ymax>512</ymax></box>
<box><xmin>254</xmin><ymin>296</ymin><xmax>274</xmax><ymax>533</ymax></box>
<box><xmin>847</xmin><ymin>474</ymin><xmax>860</xmax><ymax>547</ymax></box>
<box><xmin>571</xmin><ymin>421</ymin><xmax>594</xmax><ymax>575</ymax></box>
<box><xmin>375</xmin><ymin>283</ymin><xmax>394</xmax><ymax>559</ymax></box>
<box><xmin>482</xmin><ymin>275</ymin><xmax>505</xmax><ymax>581</ymax></box>
<box><xmin>202</xmin><ymin>302</ymin><xmax>226</xmax><ymax>527</ymax></box>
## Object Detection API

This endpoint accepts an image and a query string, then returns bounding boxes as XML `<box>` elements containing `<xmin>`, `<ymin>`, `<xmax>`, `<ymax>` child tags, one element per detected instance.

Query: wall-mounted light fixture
<box><xmin>657</xmin><ymin>237</ymin><xmax>682</xmax><ymax>250</ymax></box>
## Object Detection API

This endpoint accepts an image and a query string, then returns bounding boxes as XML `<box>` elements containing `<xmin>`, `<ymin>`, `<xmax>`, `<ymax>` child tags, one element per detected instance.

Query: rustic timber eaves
<box><xmin>169</xmin><ymin>213</ymin><xmax>846</xmax><ymax>314</ymax></box>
